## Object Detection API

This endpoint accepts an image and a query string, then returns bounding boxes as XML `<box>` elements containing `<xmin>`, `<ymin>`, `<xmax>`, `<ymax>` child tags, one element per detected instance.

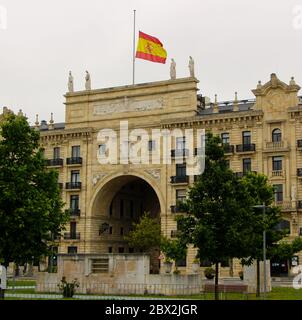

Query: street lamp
<box><xmin>253</xmin><ymin>203</ymin><xmax>267</xmax><ymax>299</ymax></box>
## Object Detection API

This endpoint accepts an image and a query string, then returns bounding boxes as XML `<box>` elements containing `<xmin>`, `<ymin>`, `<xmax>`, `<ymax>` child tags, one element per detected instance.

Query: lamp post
<box><xmin>253</xmin><ymin>203</ymin><xmax>267</xmax><ymax>299</ymax></box>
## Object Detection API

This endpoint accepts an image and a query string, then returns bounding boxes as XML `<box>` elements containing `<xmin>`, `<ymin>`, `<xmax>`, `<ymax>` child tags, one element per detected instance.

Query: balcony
<box><xmin>46</xmin><ymin>158</ymin><xmax>63</xmax><ymax>167</ymax></box>
<box><xmin>271</xmin><ymin>170</ymin><xmax>285</xmax><ymax>177</ymax></box>
<box><xmin>64</xmin><ymin>232</ymin><xmax>80</xmax><ymax>240</ymax></box>
<box><xmin>297</xmin><ymin>201</ymin><xmax>302</xmax><ymax>210</ymax></box>
<box><xmin>66</xmin><ymin>208</ymin><xmax>81</xmax><ymax>217</ymax></box>
<box><xmin>275</xmin><ymin>201</ymin><xmax>293</xmax><ymax>211</ymax></box>
<box><xmin>66</xmin><ymin>157</ymin><xmax>82</xmax><ymax>165</ymax></box>
<box><xmin>170</xmin><ymin>205</ymin><xmax>186</xmax><ymax>214</ymax></box>
<box><xmin>297</xmin><ymin>169</ymin><xmax>302</xmax><ymax>177</ymax></box>
<box><xmin>236</xmin><ymin>144</ymin><xmax>256</xmax><ymax>153</ymax></box>
<box><xmin>223</xmin><ymin>144</ymin><xmax>235</xmax><ymax>154</ymax></box>
<box><xmin>171</xmin><ymin>149</ymin><xmax>189</xmax><ymax>158</ymax></box>
<box><xmin>297</xmin><ymin>140</ymin><xmax>302</xmax><ymax>148</ymax></box>
<box><xmin>170</xmin><ymin>176</ymin><xmax>189</xmax><ymax>184</ymax></box>
<box><xmin>65</xmin><ymin>182</ymin><xmax>82</xmax><ymax>190</ymax></box>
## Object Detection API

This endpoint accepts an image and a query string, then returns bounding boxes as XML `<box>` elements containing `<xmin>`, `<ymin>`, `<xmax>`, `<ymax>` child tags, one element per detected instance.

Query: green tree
<box><xmin>160</xmin><ymin>237</ymin><xmax>187</xmax><ymax>273</ymax></box>
<box><xmin>177</xmin><ymin>133</ymin><xmax>254</xmax><ymax>300</ymax></box>
<box><xmin>241</xmin><ymin>172</ymin><xmax>288</xmax><ymax>296</ymax></box>
<box><xmin>0</xmin><ymin>113</ymin><xmax>68</xmax><ymax>267</ymax></box>
<box><xmin>124</xmin><ymin>212</ymin><xmax>161</xmax><ymax>252</ymax></box>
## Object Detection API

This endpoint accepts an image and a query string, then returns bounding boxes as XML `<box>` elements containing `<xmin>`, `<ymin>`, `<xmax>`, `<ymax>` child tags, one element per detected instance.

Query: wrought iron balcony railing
<box><xmin>236</xmin><ymin>144</ymin><xmax>256</xmax><ymax>152</ymax></box>
<box><xmin>170</xmin><ymin>176</ymin><xmax>189</xmax><ymax>184</ymax></box>
<box><xmin>46</xmin><ymin>158</ymin><xmax>63</xmax><ymax>167</ymax></box>
<box><xmin>66</xmin><ymin>157</ymin><xmax>83</xmax><ymax>165</ymax></box>
<box><xmin>66</xmin><ymin>208</ymin><xmax>81</xmax><ymax>217</ymax></box>
<box><xmin>65</xmin><ymin>182</ymin><xmax>82</xmax><ymax>190</ymax></box>
<box><xmin>171</xmin><ymin>149</ymin><xmax>189</xmax><ymax>158</ymax></box>
<box><xmin>223</xmin><ymin>144</ymin><xmax>235</xmax><ymax>154</ymax></box>
<box><xmin>64</xmin><ymin>232</ymin><xmax>80</xmax><ymax>240</ymax></box>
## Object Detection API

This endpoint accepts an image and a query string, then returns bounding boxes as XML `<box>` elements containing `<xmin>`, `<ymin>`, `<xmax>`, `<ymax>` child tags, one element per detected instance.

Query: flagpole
<box><xmin>132</xmin><ymin>9</ymin><xmax>136</xmax><ymax>85</ymax></box>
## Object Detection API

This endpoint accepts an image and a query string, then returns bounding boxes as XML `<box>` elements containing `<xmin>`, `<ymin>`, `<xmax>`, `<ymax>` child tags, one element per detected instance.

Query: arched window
<box><xmin>272</xmin><ymin>128</ymin><xmax>282</xmax><ymax>142</ymax></box>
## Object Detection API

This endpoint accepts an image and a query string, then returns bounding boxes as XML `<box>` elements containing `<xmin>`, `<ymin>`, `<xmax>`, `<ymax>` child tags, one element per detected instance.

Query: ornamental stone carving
<box><xmin>145</xmin><ymin>169</ymin><xmax>161</xmax><ymax>180</ymax></box>
<box><xmin>92</xmin><ymin>173</ymin><xmax>108</xmax><ymax>186</ymax></box>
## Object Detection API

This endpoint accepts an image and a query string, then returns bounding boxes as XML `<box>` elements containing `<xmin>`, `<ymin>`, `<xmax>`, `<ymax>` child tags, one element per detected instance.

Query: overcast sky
<box><xmin>1</xmin><ymin>0</ymin><xmax>302</xmax><ymax>124</ymax></box>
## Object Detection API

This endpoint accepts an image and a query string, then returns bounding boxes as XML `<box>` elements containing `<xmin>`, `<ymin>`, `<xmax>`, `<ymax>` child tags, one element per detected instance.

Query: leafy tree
<box><xmin>177</xmin><ymin>133</ymin><xmax>255</xmax><ymax>299</ymax></box>
<box><xmin>160</xmin><ymin>237</ymin><xmax>187</xmax><ymax>273</ymax></box>
<box><xmin>240</xmin><ymin>172</ymin><xmax>293</xmax><ymax>296</ymax></box>
<box><xmin>0</xmin><ymin>112</ymin><xmax>68</xmax><ymax>267</ymax></box>
<box><xmin>124</xmin><ymin>212</ymin><xmax>161</xmax><ymax>252</ymax></box>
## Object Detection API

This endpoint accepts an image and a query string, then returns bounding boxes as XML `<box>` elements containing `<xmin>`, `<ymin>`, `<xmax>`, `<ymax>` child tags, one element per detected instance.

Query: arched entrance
<box><xmin>91</xmin><ymin>174</ymin><xmax>162</xmax><ymax>273</ymax></box>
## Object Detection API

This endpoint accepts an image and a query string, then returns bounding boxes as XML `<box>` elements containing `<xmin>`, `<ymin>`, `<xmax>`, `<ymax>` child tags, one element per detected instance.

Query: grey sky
<box><xmin>1</xmin><ymin>0</ymin><xmax>302</xmax><ymax>124</ymax></box>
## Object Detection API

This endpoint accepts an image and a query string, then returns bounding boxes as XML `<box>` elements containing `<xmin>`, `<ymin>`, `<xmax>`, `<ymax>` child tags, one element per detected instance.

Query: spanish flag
<box><xmin>136</xmin><ymin>31</ymin><xmax>167</xmax><ymax>64</ymax></box>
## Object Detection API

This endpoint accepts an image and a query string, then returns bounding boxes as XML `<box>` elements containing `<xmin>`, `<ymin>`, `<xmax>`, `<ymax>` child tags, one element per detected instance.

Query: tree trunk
<box><xmin>229</xmin><ymin>259</ymin><xmax>234</xmax><ymax>277</ymax></box>
<box><xmin>215</xmin><ymin>262</ymin><xmax>219</xmax><ymax>300</ymax></box>
<box><xmin>256</xmin><ymin>259</ymin><xmax>260</xmax><ymax>297</ymax></box>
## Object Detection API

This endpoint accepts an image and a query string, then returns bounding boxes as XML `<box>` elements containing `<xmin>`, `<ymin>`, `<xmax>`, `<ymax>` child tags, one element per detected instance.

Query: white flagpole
<box><xmin>132</xmin><ymin>9</ymin><xmax>136</xmax><ymax>85</ymax></box>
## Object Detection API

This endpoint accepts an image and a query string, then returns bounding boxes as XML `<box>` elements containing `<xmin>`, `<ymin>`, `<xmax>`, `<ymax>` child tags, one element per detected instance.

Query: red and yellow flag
<box><xmin>136</xmin><ymin>31</ymin><xmax>167</xmax><ymax>64</ymax></box>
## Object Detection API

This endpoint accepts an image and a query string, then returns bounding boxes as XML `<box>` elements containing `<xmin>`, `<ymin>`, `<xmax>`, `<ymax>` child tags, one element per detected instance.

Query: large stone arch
<box><xmin>89</xmin><ymin>170</ymin><xmax>165</xmax><ymax>218</ymax></box>
<box><xmin>87</xmin><ymin>171</ymin><xmax>165</xmax><ymax>273</ymax></box>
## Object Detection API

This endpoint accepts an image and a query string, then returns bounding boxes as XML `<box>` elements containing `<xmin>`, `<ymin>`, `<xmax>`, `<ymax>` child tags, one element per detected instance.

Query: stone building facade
<box><xmin>37</xmin><ymin>73</ymin><xmax>302</xmax><ymax>276</ymax></box>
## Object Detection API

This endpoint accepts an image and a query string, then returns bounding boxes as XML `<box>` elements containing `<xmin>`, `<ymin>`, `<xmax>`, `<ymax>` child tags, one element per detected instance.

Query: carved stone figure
<box><xmin>68</xmin><ymin>71</ymin><xmax>74</xmax><ymax>93</ymax></box>
<box><xmin>170</xmin><ymin>59</ymin><xmax>176</xmax><ymax>80</ymax></box>
<box><xmin>85</xmin><ymin>71</ymin><xmax>91</xmax><ymax>90</ymax></box>
<box><xmin>188</xmin><ymin>56</ymin><xmax>195</xmax><ymax>77</ymax></box>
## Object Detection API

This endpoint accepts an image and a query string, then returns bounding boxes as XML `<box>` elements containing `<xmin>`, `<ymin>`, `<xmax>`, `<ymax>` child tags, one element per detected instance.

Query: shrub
<box><xmin>204</xmin><ymin>267</ymin><xmax>215</xmax><ymax>279</ymax></box>
<box><xmin>58</xmin><ymin>277</ymin><xmax>79</xmax><ymax>298</ymax></box>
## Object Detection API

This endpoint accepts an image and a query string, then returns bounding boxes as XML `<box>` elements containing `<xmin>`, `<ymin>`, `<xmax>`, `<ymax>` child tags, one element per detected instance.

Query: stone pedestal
<box><xmin>243</xmin><ymin>260</ymin><xmax>271</xmax><ymax>293</ymax></box>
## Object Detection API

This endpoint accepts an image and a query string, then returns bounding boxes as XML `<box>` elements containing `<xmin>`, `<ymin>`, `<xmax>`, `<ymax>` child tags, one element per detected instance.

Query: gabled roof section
<box><xmin>252</xmin><ymin>73</ymin><xmax>300</xmax><ymax>97</ymax></box>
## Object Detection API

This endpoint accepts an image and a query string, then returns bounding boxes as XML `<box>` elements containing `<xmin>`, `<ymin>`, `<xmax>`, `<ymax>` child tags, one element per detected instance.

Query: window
<box><xmin>70</xmin><ymin>195</ymin><xmax>79</xmax><ymax>210</ymax></box>
<box><xmin>273</xmin><ymin>156</ymin><xmax>283</xmax><ymax>171</ymax></box>
<box><xmin>129</xmin><ymin>248</ymin><xmax>134</xmax><ymax>253</ymax></box>
<box><xmin>274</xmin><ymin>184</ymin><xmax>283</xmax><ymax>202</ymax></box>
<box><xmin>242</xmin><ymin>131</ymin><xmax>251</xmax><ymax>145</ymax></box>
<box><xmin>99</xmin><ymin>144</ymin><xmax>106</xmax><ymax>155</ymax></box>
<box><xmin>176</xmin><ymin>137</ymin><xmax>186</xmax><ymax>150</ymax></box>
<box><xmin>118</xmin><ymin>247</ymin><xmax>125</xmax><ymax>253</ymax></box>
<box><xmin>108</xmin><ymin>247</ymin><xmax>113</xmax><ymax>253</ymax></box>
<box><xmin>176</xmin><ymin>164</ymin><xmax>186</xmax><ymax>177</ymax></box>
<box><xmin>71</xmin><ymin>145</ymin><xmax>80</xmax><ymax>158</ymax></box>
<box><xmin>68</xmin><ymin>246</ymin><xmax>77</xmax><ymax>254</ymax></box>
<box><xmin>53</xmin><ymin>147</ymin><xmax>60</xmax><ymax>159</ymax></box>
<box><xmin>71</xmin><ymin>170</ymin><xmax>80</xmax><ymax>183</ymax></box>
<box><xmin>70</xmin><ymin>221</ymin><xmax>77</xmax><ymax>239</ymax></box>
<box><xmin>243</xmin><ymin>158</ymin><xmax>251</xmax><ymax>173</ymax></box>
<box><xmin>130</xmin><ymin>200</ymin><xmax>134</xmax><ymax>218</ymax></box>
<box><xmin>176</xmin><ymin>189</ymin><xmax>186</xmax><ymax>203</ymax></box>
<box><xmin>120</xmin><ymin>227</ymin><xmax>124</xmax><ymax>236</ymax></box>
<box><xmin>148</xmin><ymin>140</ymin><xmax>156</xmax><ymax>151</ymax></box>
<box><xmin>221</xmin><ymin>133</ymin><xmax>230</xmax><ymax>145</ymax></box>
<box><xmin>272</xmin><ymin>128</ymin><xmax>282</xmax><ymax>142</ymax></box>
<box><xmin>120</xmin><ymin>199</ymin><xmax>124</xmax><ymax>217</ymax></box>
<box><xmin>109</xmin><ymin>226</ymin><xmax>113</xmax><ymax>235</ymax></box>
